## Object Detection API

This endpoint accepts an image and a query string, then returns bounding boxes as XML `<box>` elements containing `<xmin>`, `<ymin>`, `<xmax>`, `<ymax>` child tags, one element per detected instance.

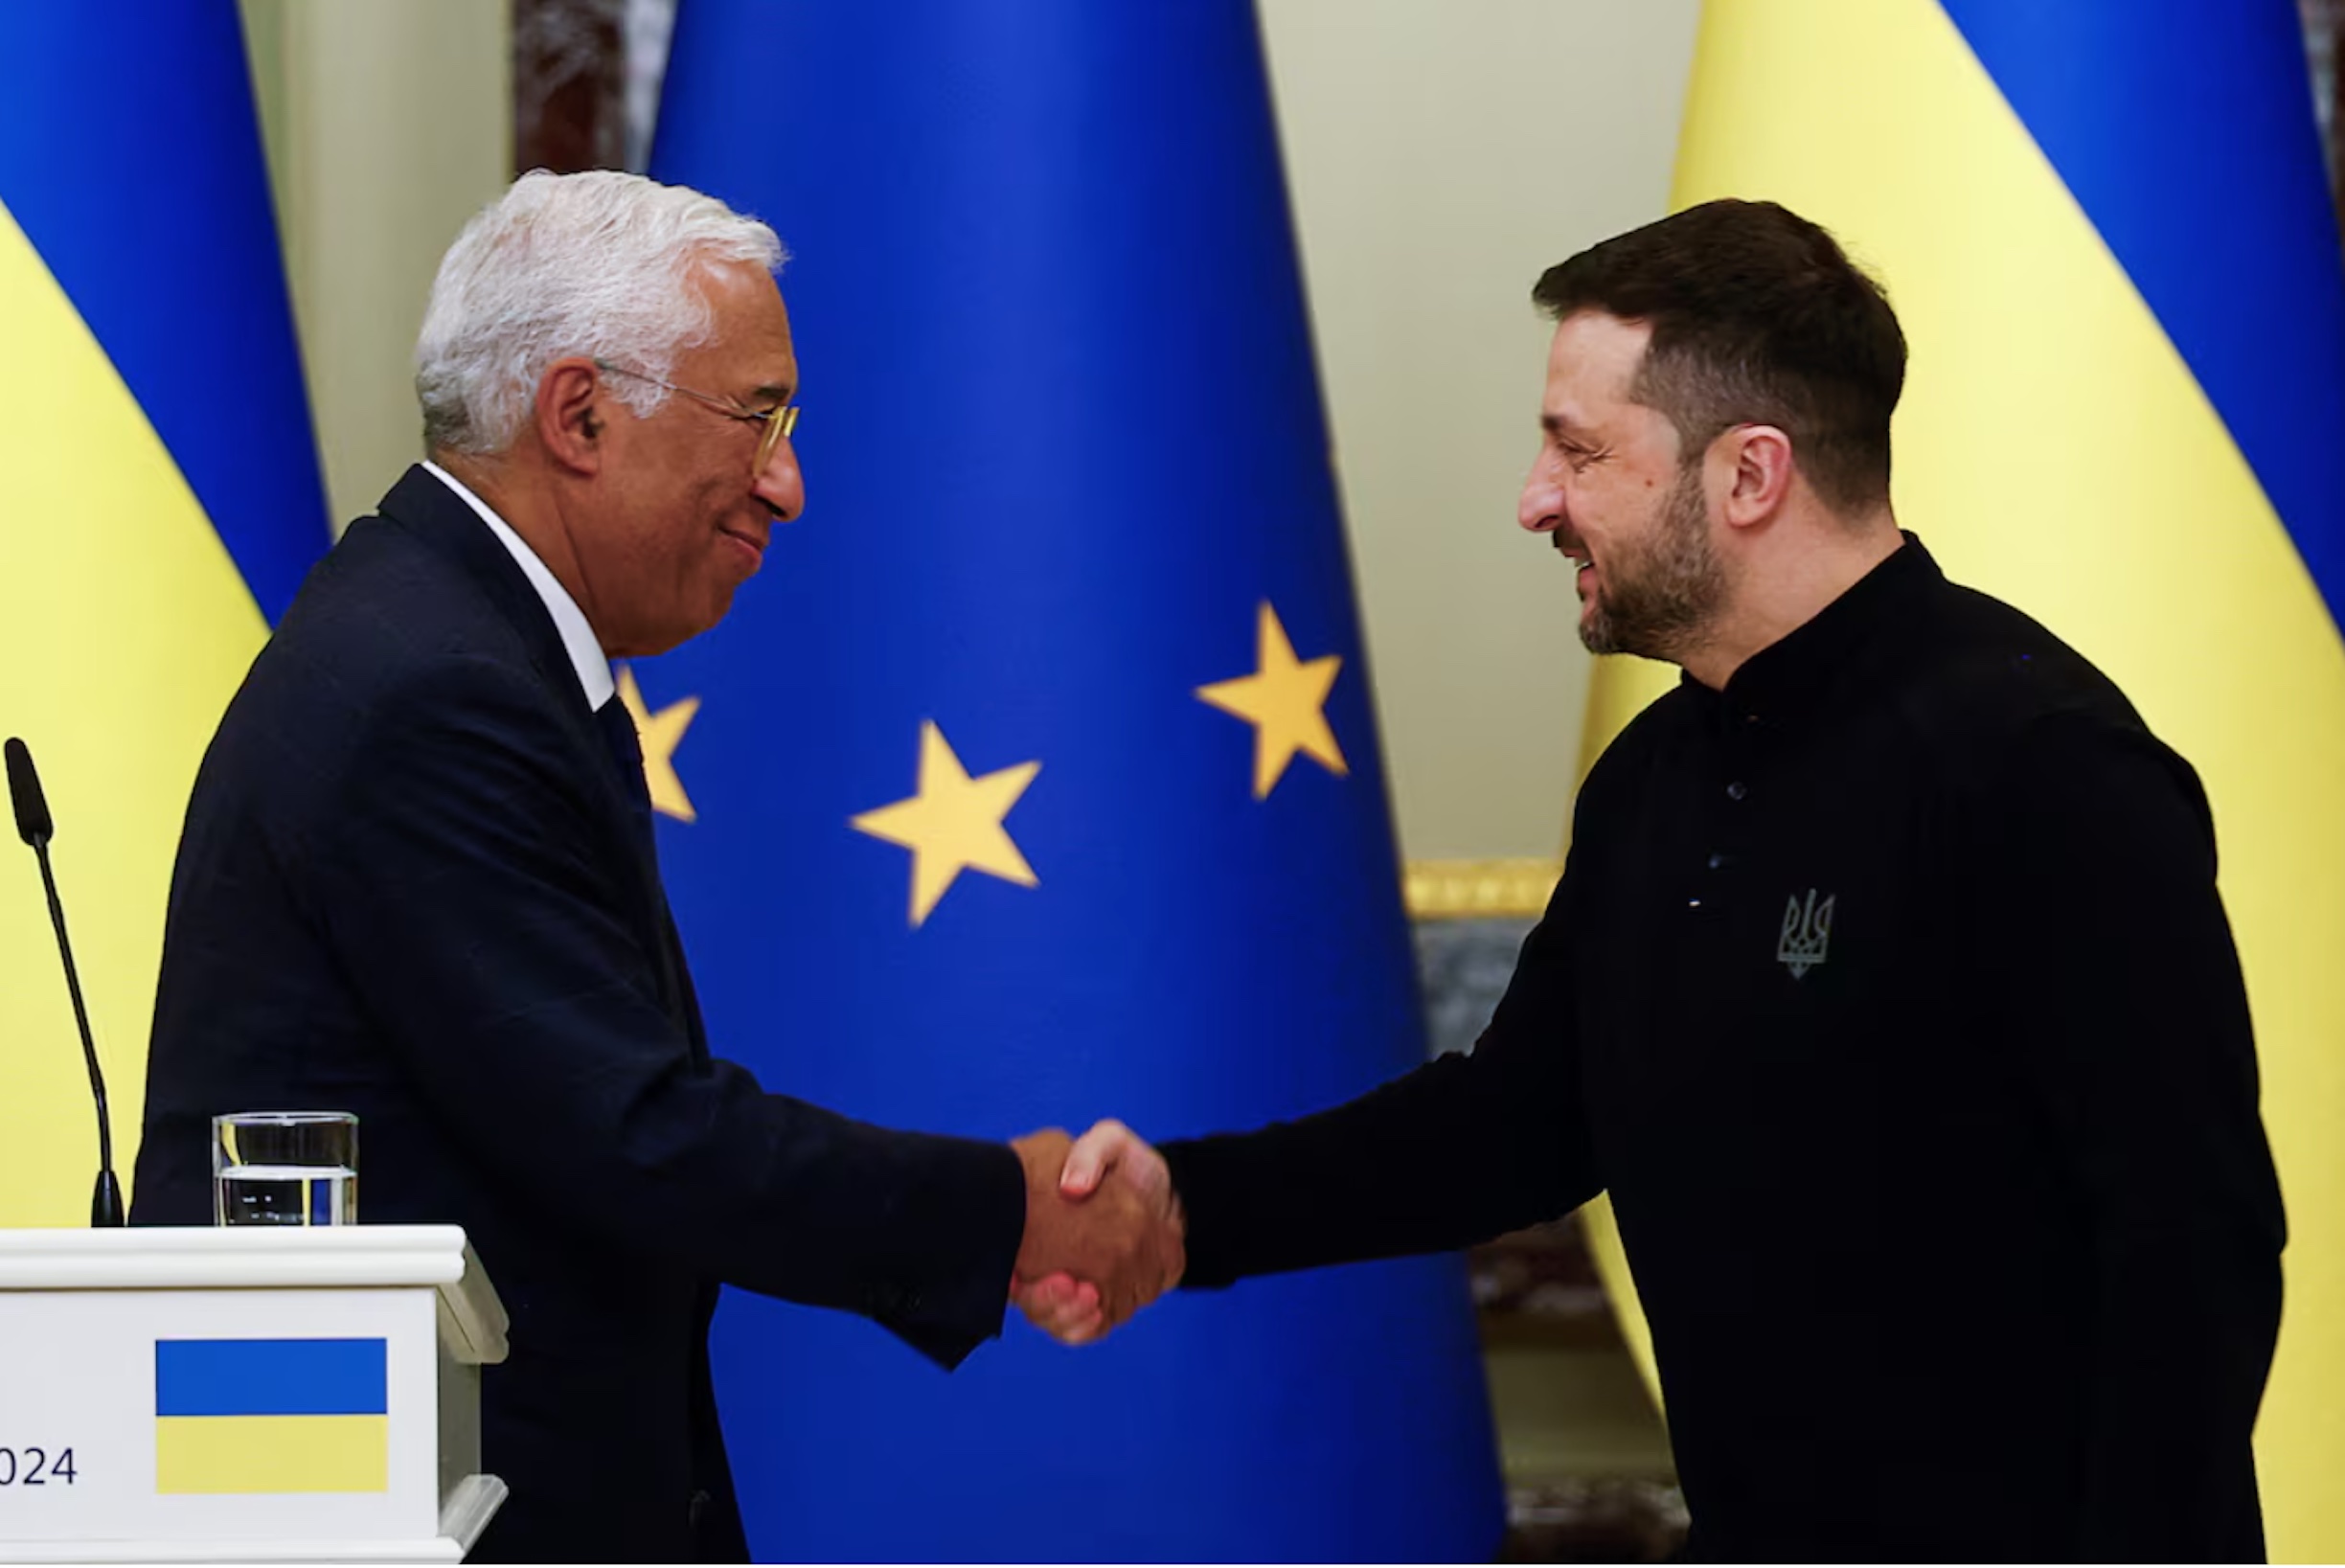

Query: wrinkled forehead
<box><xmin>1542</xmin><ymin>310</ymin><xmax>1653</xmax><ymax>422</ymax></box>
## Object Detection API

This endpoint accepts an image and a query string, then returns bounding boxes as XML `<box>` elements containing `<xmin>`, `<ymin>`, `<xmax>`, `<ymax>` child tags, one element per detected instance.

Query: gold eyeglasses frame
<box><xmin>593</xmin><ymin>358</ymin><xmax>799</xmax><ymax>473</ymax></box>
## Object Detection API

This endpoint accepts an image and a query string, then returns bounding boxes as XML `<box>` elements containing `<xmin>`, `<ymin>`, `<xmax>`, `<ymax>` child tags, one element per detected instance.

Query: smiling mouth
<box><xmin>1550</xmin><ymin>535</ymin><xmax>1596</xmax><ymax>599</ymax></box>
<box><xmin>720</xmin><ymin>525</ymin><xmax>768</xmax><ymax>557</ymax></box>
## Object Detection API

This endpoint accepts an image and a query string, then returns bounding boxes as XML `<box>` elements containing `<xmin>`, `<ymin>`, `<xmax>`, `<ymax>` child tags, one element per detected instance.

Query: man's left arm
<box><xmin>1985</xmin><ymin>713</ymin><xmax>2286</xmax><ymax>1559</ymax></box>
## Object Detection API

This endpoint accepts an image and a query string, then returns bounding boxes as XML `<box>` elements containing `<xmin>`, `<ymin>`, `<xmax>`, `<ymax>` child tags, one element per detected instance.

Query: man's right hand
<box><xmin>1010</xmin><ymin>1120</ymin><xmax>1179</xmax><ymax>1344</ymax></box>
<box><xmin>1009</xmin><ymin>1124</ymin><xmax>1183</xmax><ymax>1335</ymax></box>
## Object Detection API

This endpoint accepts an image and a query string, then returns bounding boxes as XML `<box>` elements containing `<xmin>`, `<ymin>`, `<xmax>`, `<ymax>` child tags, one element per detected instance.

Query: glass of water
<box><xmin>211</xmin><ymin>1111</ymin><xmax>358</xmax><ymax>1226</ymax></box>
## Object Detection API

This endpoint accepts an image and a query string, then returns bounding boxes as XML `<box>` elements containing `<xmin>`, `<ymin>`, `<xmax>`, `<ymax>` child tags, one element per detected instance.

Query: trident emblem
<box><xmin>1777</xmin><ymin>889</ymin><xmax>1834</xmax><ymax>979</ymax></box>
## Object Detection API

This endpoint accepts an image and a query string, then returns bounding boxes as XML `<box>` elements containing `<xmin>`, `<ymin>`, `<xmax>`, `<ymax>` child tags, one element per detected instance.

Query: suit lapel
<box><xmin>373</xmin><ymin>466</ymin><xmax>703</xmax><ymax>1045</ymax></box>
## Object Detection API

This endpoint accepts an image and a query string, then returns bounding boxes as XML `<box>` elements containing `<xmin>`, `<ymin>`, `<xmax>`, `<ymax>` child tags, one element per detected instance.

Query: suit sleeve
<box><xmin>1979</xmin><ymin>713</ymin><xmax>2285</xmax><ymax>1559</ymax></box>
<box><xmin>1163</xmin><ymin>855</ymin><xmax>1599</xmax><ymax>1288</ymax></box>
<box><xmin>306</xmin><ymin>656</ymin><xmax>1025</xmax><ymax>1365</ymax></box>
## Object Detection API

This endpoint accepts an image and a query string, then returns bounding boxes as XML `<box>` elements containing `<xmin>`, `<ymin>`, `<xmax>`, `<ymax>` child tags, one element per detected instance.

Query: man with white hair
<box><xmin>129</xmin><ymin>170</ymin><xmax>1182</xmax><ymax>1563</ymax></box>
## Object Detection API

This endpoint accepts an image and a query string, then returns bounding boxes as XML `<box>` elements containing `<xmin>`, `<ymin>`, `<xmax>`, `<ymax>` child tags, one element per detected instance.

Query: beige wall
<box><xmin>1259</xmin><ymin>0</ymin><xmax>1699</xmax><ymax>863</ymax></box>
<box><xmin>236</xmin><ymin>0</ymin><xmax>1698</xmax><ymax>862</ymax></box>
<box><xmin>239</xmin><ymin>0</ymin><xmax>512</xmax><ymax>532</ymax></box>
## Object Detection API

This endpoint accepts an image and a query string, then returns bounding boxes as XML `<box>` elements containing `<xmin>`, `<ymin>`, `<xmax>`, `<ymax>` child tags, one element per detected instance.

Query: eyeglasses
<box><xmin>593</xmin><ymin>358</ymin><xmax>799</xmax><ymax>474</ymax></box>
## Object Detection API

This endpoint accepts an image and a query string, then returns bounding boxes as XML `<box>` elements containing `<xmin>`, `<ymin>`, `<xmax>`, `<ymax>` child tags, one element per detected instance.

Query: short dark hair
<box><xmin>1532</xmin><ymin>198</ymin><xmax>1905</xmax><ymax>513</ymax></box>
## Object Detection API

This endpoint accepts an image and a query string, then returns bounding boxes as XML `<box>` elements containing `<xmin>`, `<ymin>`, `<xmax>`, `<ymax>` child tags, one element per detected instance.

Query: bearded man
<box><xmin>1017</xmin><ymin>198</ymin><xmax>2285</xmax><ymax>1564</ymax></box>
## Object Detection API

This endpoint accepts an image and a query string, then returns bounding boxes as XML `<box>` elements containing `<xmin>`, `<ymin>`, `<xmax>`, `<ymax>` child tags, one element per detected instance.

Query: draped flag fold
<box><xmin>648</xmin><ymin>0</ymin><xmax>1503</xmax><ymax>1556</ymax></box>
<box><xmin>0</xmin><ymin>2</ymin><xmax>328</xmax><ymax>1227</ymax></box>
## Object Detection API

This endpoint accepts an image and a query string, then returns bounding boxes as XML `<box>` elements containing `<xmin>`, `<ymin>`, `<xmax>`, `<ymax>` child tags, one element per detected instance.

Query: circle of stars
<box><xmin>618</xmin><ymin>600</ymin><xmax>1348</xmax><ymax>928</ymax></box>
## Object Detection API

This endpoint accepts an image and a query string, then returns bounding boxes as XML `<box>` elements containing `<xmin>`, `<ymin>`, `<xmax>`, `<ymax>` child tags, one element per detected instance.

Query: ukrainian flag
<box><xmin>154</xmin><ymin>1337</ymin><xmax>388</xmax><ymax>1494</ymax></box>
<box><xmin>1577</xmin><ymin>3</ymin><xmax>2345</xmax><ymax>1559</ymax></box>
<box><xmin>0</xmin><ymin>4</ymin><xmax>328</xmax><ymax>1225</ymax></box>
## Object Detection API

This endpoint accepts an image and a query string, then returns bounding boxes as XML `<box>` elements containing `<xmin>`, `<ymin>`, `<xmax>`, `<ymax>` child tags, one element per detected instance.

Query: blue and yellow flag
<box><xmin>646</xmin><ymin>0</ymin><xmax>1501</xmax><ymax>1557</ymax></box>
<box><xmin>154</xmin><ymin>1337</ymin><xmax>389</xmax><ymax>1494</ymax></box>
<box><xmin>0</xmin><ymin>4</ymin><xmax>328</xmax><ymax>1225</ymax></box>
<box><xmin>1577</xmin><ymin>3</ymin><xmax>2345</xmax><ymax>1559</ymax></box>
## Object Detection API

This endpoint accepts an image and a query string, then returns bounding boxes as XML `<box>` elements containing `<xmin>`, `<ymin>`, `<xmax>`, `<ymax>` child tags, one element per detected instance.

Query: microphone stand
<box><xmin>30</xmin><ymin>835</ymin><xmax>125</xmax><ymax>1227</ymax></box>
<box><xmin>7</xmin><ymin>739</ymin><xmax>125</xmax><ymax>1227</ymax></box>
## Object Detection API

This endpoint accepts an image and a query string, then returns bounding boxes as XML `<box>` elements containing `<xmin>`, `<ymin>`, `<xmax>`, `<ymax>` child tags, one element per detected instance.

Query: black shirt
<box><xmin>1164</xmin><ymin>537</ymin><xmax>2284</xmax><ymax>1561</ymax></box>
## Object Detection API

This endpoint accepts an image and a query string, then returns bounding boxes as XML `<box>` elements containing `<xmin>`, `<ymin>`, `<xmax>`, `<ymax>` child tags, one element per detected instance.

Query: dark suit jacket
<box><xmin>132</xmin><ymin>466</ymin><xmax>1027</xmax><ymax>1563</ymax></box>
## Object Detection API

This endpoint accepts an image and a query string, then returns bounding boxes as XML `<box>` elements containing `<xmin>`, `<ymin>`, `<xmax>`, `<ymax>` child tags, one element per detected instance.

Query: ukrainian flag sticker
<box><xmin>153</xmin><ymin>1338</ymin><xmax>388</xmax><ymax>1494</ymax></box>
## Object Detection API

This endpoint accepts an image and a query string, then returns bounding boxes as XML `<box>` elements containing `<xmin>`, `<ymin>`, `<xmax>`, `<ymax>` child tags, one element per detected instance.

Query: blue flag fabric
<box><xmin>649</xmin><ymin>1</ymin><xmax>1502</xmax><ymax>1557</ymax></box>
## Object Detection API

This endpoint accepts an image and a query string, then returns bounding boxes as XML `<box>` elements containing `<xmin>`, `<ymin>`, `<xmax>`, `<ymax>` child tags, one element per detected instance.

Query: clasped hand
<box><xmin>1009</xmin><ymin>1120</ymin><xmax>1177</xmax><ymax>1345</ymax></box>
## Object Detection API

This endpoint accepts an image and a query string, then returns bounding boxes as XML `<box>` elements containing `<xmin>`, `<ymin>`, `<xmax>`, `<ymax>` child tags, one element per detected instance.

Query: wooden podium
<box><xmin>0</xmin><ymin>1226</ymin><xmax>508</xmax><ymax>1562</ymax></box>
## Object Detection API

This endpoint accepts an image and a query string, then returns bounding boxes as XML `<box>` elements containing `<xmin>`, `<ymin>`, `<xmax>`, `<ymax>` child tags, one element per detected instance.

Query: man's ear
<box><xmin>1718</xmin><ymin>423</ymin><xmax>1794</xmax><ymax>532</ymax></box>
<box><xmin>536</xmin><ymin>357</ymin><xmax>605</xmax><ymax>475</ymax></box>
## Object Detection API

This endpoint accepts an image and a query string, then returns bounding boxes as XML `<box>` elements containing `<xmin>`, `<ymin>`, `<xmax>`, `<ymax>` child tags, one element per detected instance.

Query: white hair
<box><xmin>414</xmin><ymin>169</ymin><xmax>786</xmax><ymax>455</ymax></box>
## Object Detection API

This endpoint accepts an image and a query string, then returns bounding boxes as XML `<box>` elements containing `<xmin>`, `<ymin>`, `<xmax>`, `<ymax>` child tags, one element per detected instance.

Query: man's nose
<box><xmin>1518</xmin><ymin>470</ymin><xmax>1563</xmax><ymax>534</ymax></box>
<box><xmin>755</xmin><ymin>438</ymin><xmax>805</xmax><ymax>523</ymax></box>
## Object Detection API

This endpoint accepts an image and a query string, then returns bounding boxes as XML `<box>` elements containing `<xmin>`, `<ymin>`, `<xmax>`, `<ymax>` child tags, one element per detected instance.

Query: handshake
<box><xmin>1008</xmin><ymin>1120</ymin><xmax>1178</xmax><ymax>1345</ymax></box>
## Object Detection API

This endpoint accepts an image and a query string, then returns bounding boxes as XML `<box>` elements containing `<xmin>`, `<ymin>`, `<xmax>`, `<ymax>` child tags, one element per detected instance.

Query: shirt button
<box><xmin>1726</xmin><ymin>781</ymin><xmax>1748</xmax><ymax>801</ymax></box>
<box><xmin>1706</xmin><ymin>852</ymin><xmax>1726</xmax><ymax>870</ymax></box>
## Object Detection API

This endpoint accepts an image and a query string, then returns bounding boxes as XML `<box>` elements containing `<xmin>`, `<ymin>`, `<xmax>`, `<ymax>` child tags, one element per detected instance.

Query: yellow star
<box><xmin>851</xmin><ymin>721</ymin><xmax>1041</xmax><ymax>927</ymax></box>
<box><xmin>1195</xmin><ymin>602</ymin><xmax>1348</xmax><ymax>799</ymax></box>
<box><xmin>615</xmin><ymin>665</ymin><xmax>702</xmax><ymax>823</ymax></box>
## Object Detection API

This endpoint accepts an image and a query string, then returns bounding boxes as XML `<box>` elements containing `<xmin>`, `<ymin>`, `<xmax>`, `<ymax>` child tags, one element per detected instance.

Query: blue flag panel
<box><xmin>155</xmin><ymin>1338</ymin><xmax>389</xmax><ymax>1419</ymax></box>
<box><xmin>649</xmin><ymin>0</ymin><xmax>1502</xmax><ymax>1557</ymax></box>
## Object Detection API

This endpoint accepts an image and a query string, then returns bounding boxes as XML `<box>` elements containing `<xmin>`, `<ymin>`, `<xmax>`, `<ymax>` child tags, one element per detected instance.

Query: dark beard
<box><xmin>1579</xmin><ymin>465</ymin><xmax>1726</xmax><ymax>662</ymax></box>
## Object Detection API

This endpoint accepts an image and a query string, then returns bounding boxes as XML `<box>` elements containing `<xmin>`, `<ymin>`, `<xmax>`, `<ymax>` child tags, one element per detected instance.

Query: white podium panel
<box><xmin>0</xmin><ymin>1227</ymin><xmax>508</xmax><ymax>1563</ymax></box>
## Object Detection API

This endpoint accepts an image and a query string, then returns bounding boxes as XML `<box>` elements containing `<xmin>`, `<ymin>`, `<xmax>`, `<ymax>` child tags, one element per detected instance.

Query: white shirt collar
<box><xmin>421</xmin><ymin>461</ymin><xmax>616</xmax><ymax>711</ymax></box>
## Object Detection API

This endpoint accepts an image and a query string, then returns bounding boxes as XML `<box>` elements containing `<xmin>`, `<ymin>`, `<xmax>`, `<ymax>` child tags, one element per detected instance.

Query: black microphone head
<box><xmin>6</xmin><ymin>738</ymin><xmax>53</xmax><ymax>848</ymax></box>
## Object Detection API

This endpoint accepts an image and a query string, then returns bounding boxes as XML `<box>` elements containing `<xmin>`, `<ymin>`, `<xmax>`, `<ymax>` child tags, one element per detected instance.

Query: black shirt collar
<box><xmin>1686</xmin><ymin>532</ymin><xmax>1942</xmax><ymax>731</ymax></box>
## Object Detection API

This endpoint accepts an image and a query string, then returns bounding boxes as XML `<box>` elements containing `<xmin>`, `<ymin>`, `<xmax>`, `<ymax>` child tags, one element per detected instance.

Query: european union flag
<box><xmin>646</xmin><ymin>0</ymin><xmax>1501</xmax><ymax>1557</ymax></box>
<box><xmin>0</xmin><ymin>2</ymin><xmax>327</xmax><ymax>1224</ymax></box>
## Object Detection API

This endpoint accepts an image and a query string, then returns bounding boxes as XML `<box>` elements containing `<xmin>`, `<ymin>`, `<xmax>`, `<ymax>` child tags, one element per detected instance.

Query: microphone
<box><xmin>7</xmin><ymin>739</ymin><xmax>51</xmax><ymax>845</ymax></box>
<box><xmin>6</xmin><ymin>739</ymin><xmax>125</xmax><ymax>1227</ymax></box>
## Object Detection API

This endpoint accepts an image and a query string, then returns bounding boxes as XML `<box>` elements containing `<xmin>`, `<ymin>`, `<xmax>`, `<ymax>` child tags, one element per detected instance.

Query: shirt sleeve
<box><xmin>1977</xmin><ymin>711</ymin><xmax>2285</xmax><ymax>1558</ymax></box>
<box><xmin>307</xmin><ymin>655</ymin><xmax>1026</xmax><ymax>1364</ymax></box>
<box><xmin>1163</xmin><ymin>852</ymin><xmax>1601</xmax><ymax>1288</ymax></box>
